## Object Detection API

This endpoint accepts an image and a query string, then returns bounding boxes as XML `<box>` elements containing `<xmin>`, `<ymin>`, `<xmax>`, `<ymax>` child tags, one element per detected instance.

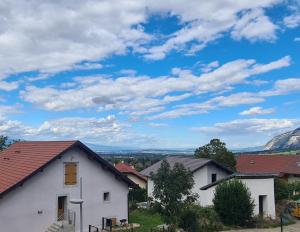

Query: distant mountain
<box><xmin>265</xmin><ymin>127</ymin><xmax>300</xmax><ymax>150</ymax></box>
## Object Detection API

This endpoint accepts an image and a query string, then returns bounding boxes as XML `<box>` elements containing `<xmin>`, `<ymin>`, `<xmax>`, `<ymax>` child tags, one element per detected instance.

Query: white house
<box><xmin>0</xmin><ymin>141</ymin><xmax>136</xmax><ymax>232</ymax></box>
<box><xmin>141</xmin><ymin>157</ymin><xmax>276</xmax><ymax>218</ymax></box>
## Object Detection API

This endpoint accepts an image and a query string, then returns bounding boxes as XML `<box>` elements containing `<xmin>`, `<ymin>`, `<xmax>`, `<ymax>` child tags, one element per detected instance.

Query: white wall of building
<box><xmin>147</xmin><ymin>164</ymin><xmax>229</xmax><ymax>204</ymax></box>
<box><xmin>200</xmin><ymin>178</ymin><xmax>276</xmax><ymax>218</ymax></box>
<box><xmin>147</xmin><ymin>163</ymin><xmax>276</xmax><ymax>218</ymax></box>
<box><xmin>0</xmin><ymin>148</ymin><xmax>129</xmax><ymax>232</ymax></box>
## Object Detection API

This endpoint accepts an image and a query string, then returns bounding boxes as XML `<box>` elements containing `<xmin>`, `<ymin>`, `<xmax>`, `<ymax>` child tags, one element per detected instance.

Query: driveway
<box><xmin>224</xmin><ymin>221</ymin><xmax>300</xmax><ymax>232</ymax></box>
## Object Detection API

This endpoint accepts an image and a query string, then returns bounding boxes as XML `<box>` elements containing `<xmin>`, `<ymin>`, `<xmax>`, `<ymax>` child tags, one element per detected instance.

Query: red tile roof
<box><xmin>237</xmin><ymin>155</ymin><xmax>300</xmax><ymax>175</ymax></box>
<box><xmin>0</xmin><ymin>141</ymin><xmax>136</xmax><ymax>196</ymax></box>
<box><xmin>115</xmin><ymin>163</ymin><xmax>147</xmax><ymax>181</ymax></box>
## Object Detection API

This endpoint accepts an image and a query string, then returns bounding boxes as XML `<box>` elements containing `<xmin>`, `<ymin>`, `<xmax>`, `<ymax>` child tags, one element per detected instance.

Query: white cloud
<box><xmin>200</xmin><ymin>61</ymin><xmax>220</xmax><ymax>73</ymax></box>
<box><xmin>0</xmin><ymin>0</ymin><xmax>292</xmax><ymax>82</ymax></box>
<box><xmin>239</xmin><ymin>106</ymin><xmax>275</xmax><ymax>115</ymax></box>
<box><xmin>261</xmin><ymin>78</ymin><xmax>300</xmax><ymax>96</ymax></box>
<box><xmin>192</xmin><ymin>118</ymin><xmax>299</xmax><ymax>135</ymax></box>
<box><xmin>21</xmin><ymin>57</ymin><xmax>289</xmax><ymax>119</ymax></box>
<box><xmin>0</xmin><ymin>81</ymin><xmax>20</xmax><ymax>91</ymax></box>
<box><xmin>148</xmin><ymin>92</ymin><xmax>265</xmax><ymax>120</ymax></box>
<box><xmin>148</xmin><ymin>122</ymin><xmax>168</xmax><ymax>127</ymax></box>
<box><xmin>231</xmin><ymin>9</ymin><xmax>278</xmax><ymax>42</ymax></box>
<box><xmin>145</xmin><ymin>0</ymin><xmax>280</xmax><ymax>59</ymax></box>
<box><xmin>0</xmin><ymin>115</ymin><xmax>155</xmax><ymax>146</ymax></box>
<box><xmin>295</xmin><ymin>37</ymin><xmax>300</xmax><ymax>41</ymax></box>
<box><xmin>0</xmin><ymin>0</ymin><xmax>149</xmax><ymax>82</ymax></box>
<box><xmin>284</xmin><ymin>14</ymin><xmax>300</xmax><ymax>28</ymax></box>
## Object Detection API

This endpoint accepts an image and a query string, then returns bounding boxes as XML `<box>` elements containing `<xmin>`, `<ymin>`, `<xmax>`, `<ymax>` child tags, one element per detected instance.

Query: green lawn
<box><xmin>129</xmin><ymin>209</ymin><xmax>163</xmax><ymax>232</ymax></box>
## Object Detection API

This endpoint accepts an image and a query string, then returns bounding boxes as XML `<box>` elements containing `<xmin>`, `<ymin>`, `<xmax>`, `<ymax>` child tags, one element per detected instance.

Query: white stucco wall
<box><xmin>200</xmin><ymin>178</ymin><xmax>276</xmax><ymax>218</ymax></box>
<box><xmin>0</xmin><ymin>148</ymin><xmax>129</xmax><ymax>232</ymax></box>
<box><xmin>146</xmin><ymin>163</ymin><xmax>276</xmax><ymax>219</ymax></box>
<box><xmin>147</xmin><ymin>164</ymin><xmax>230</xmax><ymax>205</ymax></box>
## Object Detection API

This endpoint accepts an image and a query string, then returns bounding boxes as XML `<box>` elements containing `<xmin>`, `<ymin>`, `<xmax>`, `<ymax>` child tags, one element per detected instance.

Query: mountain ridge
<box><xmin>265</xmin><ymin>127</ymin><xmax>300</xmax><ymax>150</ymax></box>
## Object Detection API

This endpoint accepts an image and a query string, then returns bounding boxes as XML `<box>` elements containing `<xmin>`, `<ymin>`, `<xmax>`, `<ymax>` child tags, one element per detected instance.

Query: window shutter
<box><xmin>65</xmin><ymin>163</ymin><xmax>77</xmax><ymax>185</ymax></box>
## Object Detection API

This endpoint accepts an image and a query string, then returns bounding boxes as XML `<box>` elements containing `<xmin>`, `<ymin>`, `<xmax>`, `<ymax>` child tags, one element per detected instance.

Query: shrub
<box><xmin>179</xmin><ymin>205</ymin><xmax>223</xmax><ymax>232</ymax></box>
<box><xmin>129</xmin><ymin>188</ymin><xmax>147</xmax><ymax>203</ymax></box>
<box><xmin>274</xmin><ymin>178</ymin><xmax>289</xmax><ymax>202</ymax></box>
<box><xmin>213</xmin><ymin>179</ymin><xmax>254</xmax><ymax>226</ymax></box>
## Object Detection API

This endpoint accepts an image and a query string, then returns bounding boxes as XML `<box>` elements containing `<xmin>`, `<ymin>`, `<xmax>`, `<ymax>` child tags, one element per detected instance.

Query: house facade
<box><xmin>237</xmin><ymin>154</ymin><xmax>300</xmax><ymax>182</ymax></box>
<box><xmin>142</xmin><ymin>157</ymin><xmax>276</xmax><ymax>218</ymax></box>
<box><xmin>115</xmin><ymin>162</ymin><xmax>147</xmax><ymax>189</ymax></box>
<box><xmin>0</xmin><ymin>141</ymin><xmax>135</xmax><ymax>232</ymax></box>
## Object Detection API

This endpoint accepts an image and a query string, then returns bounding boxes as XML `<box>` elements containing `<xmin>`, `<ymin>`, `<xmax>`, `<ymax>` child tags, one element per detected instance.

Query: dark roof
<box><xmin>237</xmin><ymin>155</ymin><xmax>300</xmax><ymax>176</ymax></box>
<box><xmin>115</xmin><ymin>163</ymin><xmax>147</xmax><ymax>182</ymax></box>
<box><xmin>0</xmin><ymin>141</ymin><xmax>136</xmax><ymax>197</ymax></box>
<box><xmin>200</xmin><ymin>173</ymin><xmax>277</xmax><ymax>190</ymax></box>
<box><xmin>140</xmin><ymin>156</ymin><xmax>233</xmax><ymax>177</ymax></box>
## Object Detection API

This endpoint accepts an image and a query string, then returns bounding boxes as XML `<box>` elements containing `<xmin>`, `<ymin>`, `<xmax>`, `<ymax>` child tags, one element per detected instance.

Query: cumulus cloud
<box><xmin>0</xmin><ymin>0</ymin><xmax>290</xmax><ymax>82</ymax></box>
<box><xmin>239</xmin><ymin>106</ymin><xmax>275</xmax><ymax>115</ymax></box>
<box><xmin>21</xmin><ymin>56</ymin><xmax>290</xmax><ymax>120</ymax></box>
<box><xmin>144</xmin><ymin>0</ymin><xmax>280</xmax><ymax>59</ymax></box>
<box><xmin>0</xmin><ymin>115</ymin><xmax>154</xmax><ymax>146</ymax></box>
<box><xmin>0</xmin><ymin>0</ymin><xmax>149</xmax><ymax>82</ymax></box>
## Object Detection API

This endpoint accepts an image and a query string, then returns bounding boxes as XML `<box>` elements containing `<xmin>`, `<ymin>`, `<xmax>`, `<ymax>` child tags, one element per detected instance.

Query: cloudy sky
<box><xmin>1</xmin><ymin>0</ymin><xmax>300</xmax><ymax>149</ymax></box>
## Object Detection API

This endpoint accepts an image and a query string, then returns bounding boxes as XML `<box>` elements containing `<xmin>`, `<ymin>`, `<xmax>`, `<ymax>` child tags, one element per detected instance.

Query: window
<box><xmin>64</xmin><ymin>163</ymin><xmax>77</xmax><ymax>185</ymax></box>
<box><xmin>211</xmin><ymin>173</ymin><xmax>217</xmax><ymax>183</ymax></box>
<box><xmin>103</xmin><ymin>192</ymin><xmax>110</xmax><ymax>202</ymax></box>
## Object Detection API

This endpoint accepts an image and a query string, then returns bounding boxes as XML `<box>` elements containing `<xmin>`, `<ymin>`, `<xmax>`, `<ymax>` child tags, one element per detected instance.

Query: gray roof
<box><xmin>140</xmin><ymin>156</ymin><xmax>233</xmax><ymax>177</ymax></box>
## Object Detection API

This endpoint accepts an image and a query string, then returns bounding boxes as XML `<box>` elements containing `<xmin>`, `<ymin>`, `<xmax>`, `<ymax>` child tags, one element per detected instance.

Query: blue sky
<box><xmin>1</xmin><ymin>0</ymin><xmax>300</xmax><ymax>149</ymax></box>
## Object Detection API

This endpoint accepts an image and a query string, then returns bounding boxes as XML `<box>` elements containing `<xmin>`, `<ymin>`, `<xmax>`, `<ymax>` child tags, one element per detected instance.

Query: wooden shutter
<box><xmin>65</xmin><ymin>163</ymin><xmax>77</xmax><ymax>185</ymax></box>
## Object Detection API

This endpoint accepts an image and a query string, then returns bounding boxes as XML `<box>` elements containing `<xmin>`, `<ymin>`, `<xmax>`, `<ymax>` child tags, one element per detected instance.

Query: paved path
<box><xmin>224</xmin><ymin>221</ymin><xmax>300</xmax><ymax>232</ymax></box>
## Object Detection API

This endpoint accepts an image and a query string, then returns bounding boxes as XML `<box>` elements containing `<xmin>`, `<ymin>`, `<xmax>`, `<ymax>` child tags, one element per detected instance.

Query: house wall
<box><xmin>147</xmin><ymin>164</ymin><xmax>230</xmax><ymax>205</ymax></box>
<box><xmin>200</xmin><ymin>178</ymin><xmax>276</xmax><ymax>218</ymax></box>
<box><xmin>126</xmin><ymin>174</ymin><xmax>146</xmax><ymax>189</ymax></box>
<box><xmin>0</xmin><ymin>148</ymin><xmax>129</xmax><ymax>232</ymax></box>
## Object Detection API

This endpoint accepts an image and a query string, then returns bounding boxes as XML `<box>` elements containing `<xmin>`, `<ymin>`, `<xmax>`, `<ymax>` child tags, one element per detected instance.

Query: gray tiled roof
<box><xmin>140</xmin><ymin>156</ymin><xmax>212</xmax><ymax>177</ymax></box>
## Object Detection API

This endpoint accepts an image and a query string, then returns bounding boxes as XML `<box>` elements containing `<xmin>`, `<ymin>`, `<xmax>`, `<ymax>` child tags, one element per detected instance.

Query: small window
<box><xmin>211</xmin><ymin>173</ymin><xmax>217</xmax><ymax>183</ymax></box>
<box><xmin>64</xmin><ymin>163</ymin><xmax>77</xmax><ymax>185</ymax></box>
<box><xmin>103</xmin><ymin>192</ymin><xmax>110</xmax><ymax>202</ymax></box>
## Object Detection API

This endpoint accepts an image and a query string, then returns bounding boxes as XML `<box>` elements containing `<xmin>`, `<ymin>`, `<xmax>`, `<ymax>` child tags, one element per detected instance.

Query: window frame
<box><xmin>64</xmin><ymin>162</ymin><xmax>78</xmax><ymax>186</ymax></box>
<box><xmin>103</xmin><ymin>191</ymin><xmax>111</xmax><ymax>203</ymax></box>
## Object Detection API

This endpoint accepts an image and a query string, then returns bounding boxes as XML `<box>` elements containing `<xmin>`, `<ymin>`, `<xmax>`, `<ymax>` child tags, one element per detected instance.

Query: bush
<box><xmin>213</xmin><ymin>179</ymin><xmax>254</xmax><ymax>227</ymax></box>
<box><xmin>274</xmin><ymin>178</ymin><xmax>289</xmax><ymax>202</ymax></box>
<box><xmin>179</xmin><ymin>205</ymin><xmax>223</xmax><ymax>232</ymax></box>
<box><xmin>129</xmin><ymin>188</ymin><xmax>147</xmax><ymax>203</ymax></box>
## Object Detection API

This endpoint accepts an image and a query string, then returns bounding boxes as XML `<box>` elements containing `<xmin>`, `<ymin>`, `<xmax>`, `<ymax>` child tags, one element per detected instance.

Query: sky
<box><xmin>1</xmin><ymin>0</ymin><xmax>300</xmax><ymax>149</ymax></box>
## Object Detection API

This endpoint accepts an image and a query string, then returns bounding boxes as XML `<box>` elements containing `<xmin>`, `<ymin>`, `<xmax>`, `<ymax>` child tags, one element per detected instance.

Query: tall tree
<box><xmin>151</xmin><ymin>160</ymin><xmax>198</xmax><ymax>227</ymax></box>
<box><xmin>194</xmin><ymin>139</ymin><xmax>236</xmax><ymax>170</ymax></box>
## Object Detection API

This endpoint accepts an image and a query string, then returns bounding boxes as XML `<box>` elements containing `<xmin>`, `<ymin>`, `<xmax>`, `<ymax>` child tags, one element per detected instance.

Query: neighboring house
<box><xmin>115</xmin><ymin>162</ymin><xmax>147</xmax><ymax>189</ymax></box>
<box><xmin>237</xmin><ymin>155</ymin><xmax>300</xmax><ymax>182</ymax></box>
<box><xmin>141</xmin><ymin>156</ymin><xmax>276</xmax><ymax>218</ymax></box>
<box><xmin>0</xmin><ymin>141</ymin><xmax>135</xmax><ymax>232</ymax></box>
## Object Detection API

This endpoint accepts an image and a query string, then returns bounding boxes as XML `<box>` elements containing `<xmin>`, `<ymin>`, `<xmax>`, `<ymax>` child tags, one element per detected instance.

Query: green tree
<box><xmin>151</xmin><ymin>160</ymin><xmax>198</xmax><ymax>227</ymax></box>
<box><xmin>0</xmin><ymin>136</ymin><xmax>12</xmax><ymax>151</ymax></box>
<box><xmin>213</xmin><ymin>179</ymin><xmax>254</xmax><ymax>226</ymax></box>
<box><xmin>195</xmin><ymin>139</ymin><xmax>236</xmax><ymax>170</ymax></box>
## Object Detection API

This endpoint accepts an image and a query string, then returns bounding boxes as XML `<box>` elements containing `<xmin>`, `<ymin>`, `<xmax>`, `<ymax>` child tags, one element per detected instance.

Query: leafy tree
<box><xmin>195</xmin><ymin>139</ymin><xmax>236</xmax><ymax>170</ymax></box>
<box><xmin>213</xmin><ymin>179</ymin><xmax>254</xmax><ymax>226</ymax></box>
<box><xmin>0</xmin><ymin>136</ymin><xmax>20</xmax><ymax>151</ymax></box>
<box><xmin>151</xmin><ymin>160</ymin><xmax>198</xmax><ymax>227</ymax></box>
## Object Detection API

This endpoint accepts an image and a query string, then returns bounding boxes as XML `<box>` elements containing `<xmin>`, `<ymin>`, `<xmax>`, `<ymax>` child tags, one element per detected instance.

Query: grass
<box><xmin>129</xmin><ymin>209</ymin><xmax>163</xmax><ymax>232</ymax></box>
